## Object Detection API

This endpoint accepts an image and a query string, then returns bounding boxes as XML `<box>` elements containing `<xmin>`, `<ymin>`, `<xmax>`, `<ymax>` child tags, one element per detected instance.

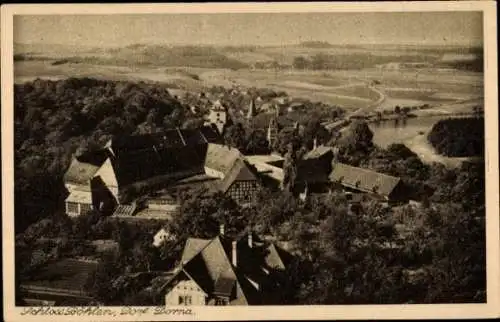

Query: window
<box><xmin>178</xmin><ymin>295</ymin><xmax>192</xmax><ymax>306</ymax></box>
<box><xmin>214</xmin><ymin>297</ymin><xmax>229</xmax><ymax>306</ymax></box>
<box><xmin>66</xmin><ymin>202</ymin><xmax>79</xmax><ymax>214</ymax></box>
<box><xmin>80</xmin><ymin>203</ymin><xmax>92</xmax><ymax>215</ymax></box>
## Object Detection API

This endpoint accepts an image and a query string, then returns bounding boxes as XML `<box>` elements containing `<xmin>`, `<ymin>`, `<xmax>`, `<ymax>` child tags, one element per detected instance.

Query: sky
<box><xmin>14</xmin><ymin>12</ymin><xmax>483</xmax><ymax>48</ymax></box>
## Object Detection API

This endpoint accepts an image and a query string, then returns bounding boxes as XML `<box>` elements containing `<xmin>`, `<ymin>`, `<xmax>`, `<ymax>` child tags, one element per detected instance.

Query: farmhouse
<box><xmin>63</xmin><ymin>126</ymin><xmax>265</xmax><ymax>218</ymax></box>
<box><xmin>216</xmin><ymin>158</ymin><xmax>261</xmax><ymax>206</ymax></box>
<box><xmin>329</xmin><ymin>162</ymin><xmax>405</xmax><ymax>202</ymax></box>
<box><xmin>63</xmin><ymin>150</ymin><xmax>108</xmax><ymax>217</ymax></box>
<box><xmin>159</xmin><ymin>226</ymin><xmax>289</xmax><ymax>306</ymax></box>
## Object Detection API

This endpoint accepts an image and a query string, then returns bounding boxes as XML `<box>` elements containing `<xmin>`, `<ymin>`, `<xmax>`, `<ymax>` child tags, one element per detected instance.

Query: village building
<box><xmin>205</xmin><ymin>100</ymin><xmax>230</xmax><ymax>134</ymax></box>
<box><xmin>63</xmin><ymin>126</ymin><xmax>221</xmax><ymax>217</ymax></box>
<box><xmin>63</xmin><ymin>127</ymin><xmax>264</xmax><ymax>219</ymax></box>
<box><xmin>329</xmin><ymin>162</ymin><xmax>406</xmax><ymax>203</ymax></box>
<box><xmin>63</xmin><ymin>149</ymin><xmax>109</xmax><ymax>216</ymax></box>
<box><xmin>296</xmin><ymin>145</ymin><xmax>334</xmax><ymax>194</ymax></box>
<box><xmin>159</xmin><ymin>226</ymin><xmax>289</xmax><ymax>306</ymax></box>
<box><xmin>216</xmin><ymin>158</ymin><xmax>261</xmax><ymax>206</ymax></box>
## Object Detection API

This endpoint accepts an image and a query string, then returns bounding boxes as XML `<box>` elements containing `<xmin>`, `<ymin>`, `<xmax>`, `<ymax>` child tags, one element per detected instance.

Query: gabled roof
<box><xmin>64</xmin><ymin>150</ymin><xmax>108</xmax><ymax>185</ymax></box>
<box><xmin>329</xmin><ymin>163</ymin><xmax>401</xmax><ymax>197</ymax></box>
<box><xmin>164</xmin><ymin>233</ymin><xmax>289</xmax><ymax>305</ymax></box>
<box><xmin>303</xmin><ymin>145</ymin><xmax>333</xmax><ymax>160</ymax></box>
<box><xmin>168</xmin><ymin>236</ymin><xmax>248</xmax><ymax>304</ymax></box>
<box><xmin>213</xmin><ymin>275</ymin><xmax>236</xmax><ymax>297</ymax></box>
<box><xmin>104</xmin><ymin>128</ymin><xmax>218</xmax><ymax>187</ymax></box>
<box><xmin>219</xmin><ymin>159</ymin><xmax>259</xmax><ymax>193</ymax></box>
<box><xmin>181</xmin><ymin>238</ymin><xmax>213</xmax><ymax>264</ymax></box>
<box><xmin>204</xmin><ymin>144</ymin><xmax>242</xmax><ymax>175</ymax></box>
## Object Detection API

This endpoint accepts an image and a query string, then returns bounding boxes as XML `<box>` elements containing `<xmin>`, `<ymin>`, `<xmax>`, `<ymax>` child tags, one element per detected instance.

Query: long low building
<box><xmin>20</xmin><ymin>258</ymin><xmax>99</xmax><ymax>306</ymax></box>
<box><xmin>329</xmin><ymin>162</ymin><xmax>405</xmax><ymax>202</ymax></box>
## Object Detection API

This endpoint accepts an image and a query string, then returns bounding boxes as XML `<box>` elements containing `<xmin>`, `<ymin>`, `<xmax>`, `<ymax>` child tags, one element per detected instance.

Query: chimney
<box><xmin>219</xmin><ymin>224</ymin><xmax>225</xmax><ymax>236</ymax></box>
<box><xmin>248</xmin><ymin>232</ymin><xmax>253</xmax><ymax>248</ymax></box>
<box><xmin>231</xmin><ymin>241</ymin><xmax>237</xmax><ymax>267</ymax></box>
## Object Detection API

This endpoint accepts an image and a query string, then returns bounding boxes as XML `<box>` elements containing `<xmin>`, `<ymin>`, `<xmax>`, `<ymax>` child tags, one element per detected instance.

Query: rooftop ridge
<box><xmin>332</xmin><ymin>162</ymin><xmax>400</xmax><ymax>181</ymax></box>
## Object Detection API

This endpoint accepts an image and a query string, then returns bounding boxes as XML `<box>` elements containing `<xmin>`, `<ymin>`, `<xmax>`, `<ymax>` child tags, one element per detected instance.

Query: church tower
<box><xmin>206</xmin><ymin>99</ymin><xmax>229</xmax><ymax>135</ymax></box>
<box><xmin>247</xmin><ymin>97</ymin><xmax>257</xmax><ymax>120</ymax></box>
<box><xmin>267</xmin><ymin>117</ymin><xmax>279</xmax><ymax>149</ymax></box>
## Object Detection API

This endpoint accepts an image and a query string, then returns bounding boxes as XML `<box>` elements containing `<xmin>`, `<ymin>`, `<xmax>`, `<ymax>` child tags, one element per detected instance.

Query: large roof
<box><xmin>108</xmin><ymin>126</ymin><xmax>219</xmax><ymax>156</ymax></box>
<box><xmin>219</xmin><ymin>158</ymin><xmax>259</xmax><ymax>193</ymax></box>
<box><xmin>103</xmin><ymin>127</ymin><xmax>223</xmax><ymax>187</ymax></box>
<box><xmin>162</xmin><ymin>233</ymin><xmax>288</xmax><ymax>305</ymax></box>
<box><xmin>329</xmin><ymin>163</ymin><xmax>401</xmax><ymax>197</ymax></box>
<box><xmin>204</xmin><ymin>143</ymin><xmax>242</xmax><ymax>175</ymax></box>
<box><xmin>303</xmin><ymin>146</ymin><xmax>333</xmax><ymax>160</ymax></box>
<box><xmin>63</xmin><ymin>150</ymin><xmax>108</xmax><ymax>185</ymax></box>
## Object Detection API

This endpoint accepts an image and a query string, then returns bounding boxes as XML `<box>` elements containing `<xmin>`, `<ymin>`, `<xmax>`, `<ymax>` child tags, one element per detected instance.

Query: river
<box><xmin>369</xmin><ymin>115</ymin><xmax>478</xmax><ymax>168</ymax></box>
<box><xmin>370</xmin><ymin>116</ymin><xmax>447</xmax><ymax>149</ymax></box>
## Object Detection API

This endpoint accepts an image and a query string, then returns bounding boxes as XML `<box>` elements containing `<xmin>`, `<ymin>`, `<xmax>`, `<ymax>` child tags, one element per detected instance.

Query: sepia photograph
<box><xmin>2</xmin><ymin>2</ymin><xmax>499</xmax><ymax>321</ymax></box>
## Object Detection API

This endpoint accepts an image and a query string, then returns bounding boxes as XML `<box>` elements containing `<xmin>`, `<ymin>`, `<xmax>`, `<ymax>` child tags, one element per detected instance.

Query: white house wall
<box><xmin>93</xmin><ymin>158</ymin><xmax>119</xmax><ymax>201</ymax></box>
<box><xmin>165</xmin><ymin>279</ymin><xmax>206</xmax><ymax>306</ymax></box>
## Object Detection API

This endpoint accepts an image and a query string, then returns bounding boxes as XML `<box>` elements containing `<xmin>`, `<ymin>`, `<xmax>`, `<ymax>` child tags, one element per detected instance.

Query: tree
<box><xmin>292</xmin><ymin>56</ymin><xmax>309</xmax><ymax>70</ymax></box>
<box><xmin>224</xmin><ymin>123</ymin><xmax>247</xmax><ymax>151</ymax></box>
<box><xmin>394</xmin><ymin>105</ymin><xmax>401</xmax><ymax>114</ymax></box>
<box><xmin>311</xmin><ymin>54</ymin><xmax>329</xmax><ymax>70</ymax></box>
<box><xmin>282</xmin><ymin>144</ymin><xmax>298</xmax><ymax>192</ymax></box>
<box><xmin>336</xmin><ymin>121</ymin><xmax>375</xmax><ymax>165</ymax></box>
<box><xmin>245</xmin><ymin>128</ymin><xmax>270</xmax><ymax>155</ymax></box>
<box><xmin>85</xmin><ymin>252</ymin><xmax>123</xmax><ymax>304</ymax></box>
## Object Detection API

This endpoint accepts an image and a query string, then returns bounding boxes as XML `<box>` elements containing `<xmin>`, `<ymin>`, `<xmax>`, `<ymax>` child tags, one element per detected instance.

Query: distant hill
<box><xmin>14</xmin><ymin>43</ymin><xmax>249</xmax><ymax>70</ymax></box>
<box><xmin>14</xmin><ymin>42</ymin><xmax>483</xmax><ymax>72</ymax></box>
<box><xmin>298</xmin><ymin>41</ymin><xmax>334</xmax><ymax>48</ymax></box>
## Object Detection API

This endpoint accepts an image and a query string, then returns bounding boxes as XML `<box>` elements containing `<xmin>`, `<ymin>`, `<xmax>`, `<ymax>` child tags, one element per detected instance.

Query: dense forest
<box><xmin>14</xmin><ymin>77</ymin><xmax>195</xmax><ymax>233</ymax></box>
<box><xmin>427</xmin><ymin>117</ymin><xmax>484</xmax><ymax>157</ymax></box>
<box><xmin>14</xmin><ymin>78</ymin><xmax>486</xmax><ymax>305</ymax></box>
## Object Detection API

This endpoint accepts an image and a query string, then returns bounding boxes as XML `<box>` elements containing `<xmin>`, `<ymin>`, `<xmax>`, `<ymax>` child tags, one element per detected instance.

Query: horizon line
<box><xmin>15</xmin><ymin>40</ymin><xmax>484</xmax><ymax>49</ymax></box>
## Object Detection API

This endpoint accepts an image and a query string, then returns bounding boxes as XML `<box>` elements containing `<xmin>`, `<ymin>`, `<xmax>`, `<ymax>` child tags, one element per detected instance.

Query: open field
<box><xmin>14</xmin><ymin>41</ymin><xmax>483</xmax><ymax>113</ymax></box>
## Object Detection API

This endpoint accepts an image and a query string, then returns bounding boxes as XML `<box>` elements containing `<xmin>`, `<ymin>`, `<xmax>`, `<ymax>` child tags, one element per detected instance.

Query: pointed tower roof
<box><xmin>247</xmin><ymin>98</ymin><xmax>257</xmax><ymax>119</ymax></box>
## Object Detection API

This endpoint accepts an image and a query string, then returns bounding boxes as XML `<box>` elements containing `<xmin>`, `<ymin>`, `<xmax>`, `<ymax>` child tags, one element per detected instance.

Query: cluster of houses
<box><xmin>64</xmin><ymin>98</ymin><xmax>405</xmax><ymax>221</ymax></box>
<box><xmin>22</xmin><ymin>97</ymin><xmax>408</xmax><ymax>307</ymax></box>
<box><xmin>20</xmin><ymin>224</ymin><xmax>290</xmax><ymax>306</ymax></box>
